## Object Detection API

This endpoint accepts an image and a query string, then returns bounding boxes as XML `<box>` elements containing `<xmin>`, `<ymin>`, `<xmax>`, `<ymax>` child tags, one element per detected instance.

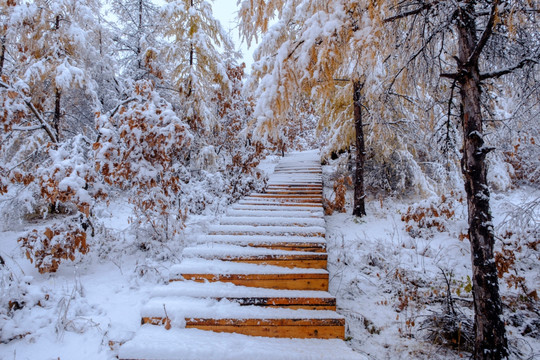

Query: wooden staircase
<box><xmin>118</xmin><ymin>151</ymin><xmax>360</xmax><ymax>360</ymax></box>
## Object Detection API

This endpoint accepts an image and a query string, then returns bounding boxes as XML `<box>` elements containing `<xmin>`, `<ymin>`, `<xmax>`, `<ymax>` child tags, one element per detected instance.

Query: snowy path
<box><xmin>118</xmin><ymin>150</ymin><xmax>363</xmax><ymax>359</ymax></box>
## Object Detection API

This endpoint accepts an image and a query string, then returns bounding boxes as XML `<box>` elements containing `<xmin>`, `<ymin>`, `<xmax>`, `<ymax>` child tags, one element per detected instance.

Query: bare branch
<box><xmin>108</xmin><ymin>97</ymin><xmax>136</xmax><ymax>118</ymax></box>
<box><xmin>467</xmin><ymin>0</ymin><xmax>499</xmax><ymax>66</ymax></box>
<box><xmin>440</xmin><ymin>72</ymin><xmax>460</xmax><ymax>80</ymax></box>
<box><xmin>11</xmin><ymin>125</ymin><xmax>45</xmax><ymax>131</ymax></box>
<box><xmin>384</xmin><ymin>1</ymin><xmax>439</xmax><ymax>23</ymax></box>
<box><xmin>480</xmin><ymin>58</ymin><xmax>539</xmax><ymax>80</ymax></box>
<box><xmin>286</xmin><ymin>40</ymin><xmax>305</xmax><ymax>61</ymax></box>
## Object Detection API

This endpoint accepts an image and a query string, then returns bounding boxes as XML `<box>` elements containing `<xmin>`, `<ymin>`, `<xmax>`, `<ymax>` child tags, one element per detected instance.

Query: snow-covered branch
<box><xmin>0</xmin><ymin>81</ymin><xmax>58</xmax><ymax>143</ymax></box>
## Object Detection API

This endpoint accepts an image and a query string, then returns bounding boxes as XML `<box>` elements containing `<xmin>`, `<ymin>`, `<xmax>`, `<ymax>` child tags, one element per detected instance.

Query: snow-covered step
<box><xmin>267</xmin><ymin>184</ymin><xmax>322</xmax><ymax>189</ymax></box>
<box><xmin>267</xmin><ymin>182</ymin><xmax>323</xmax><ymax>187</ymax></box>
<box><xmin>274</xmin><ymin>169</ymin><xmax>322</xmax><ymax>173</ymax></box>
<box><xmin>198</xmin><ymin>234</ymin><xmax>327</xmax><ymax>252</ymax></box>
<box><xmin>226</xmin><ymin>209</ymin><xmax>324</xmax><ymax>218</ymax></box>
<box><xmin>269</xmin><ymin>176</ymin><xmax>322</xmax><ymax>180</ymax></box>
<box><xmin>140</xmin><ymin>297</ymin><xmax>344</xmax><ymax>339</ymax></box>
<box><xmin>219</xmin><ymin>216</ymin><xmax>325</xmax><ymax>227</ymax></box>
<box><xmin>243</xmin><ymin>195</ymin><xmax>322</xmax><ymax>202</ymax></box>
<box><xmin>208</xmin><ymin>224</ymin><xmax>326</xmax><ymax>237</ymax></box>
<box><xmin>249</xmin><ymin>193</ymin><xmax>323</xmax><ymax>201</ymax></box>
<box><xmin>169</xmin><ymin>259</ymin><xmax>329</xmax><ymax>291</ymax></box>
<box><xmin>232</xmin><ymin>204</ymin><xmax>323</xmax><ymax>211</ymax></box>
<box><xmin>149</xmin><ymin>281</ymin><xmax>336</xmax><ymax>310</ymax></box>
<box><xmin>264</xmin><ymin>189</ymin><xmax>323</xmax><ymax>195</ymax></box>
<box><xmin>183</xmin><ymin>244</ymin><xmax>327</xmax><ymax>269</ymax></box>
<box><xmin>274</xmin><ymin>171</ymin><xmax>322</xmax><ymax>175</ymax></box>
<box><xmin>238</xmin><ymin>200</ymin><xmax>323</xmax><ymax>208</ymax></box>
<box><xmin>118</xmin><ymin>326</ymin><xmax>364</xmax><ymax>360</ymax></box>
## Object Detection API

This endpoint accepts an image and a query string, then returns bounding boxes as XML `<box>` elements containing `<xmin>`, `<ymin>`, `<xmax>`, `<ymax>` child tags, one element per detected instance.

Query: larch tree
<box><xmin>110</xmin><ymin>0</ymin><xmax>162</xmax><ymax>82</ymax></box>
<box><xmin>239</xmin><ymin>0</ymin><xmax>420</xmax><ymax>216</ymax></box>
<box><xmin>160</xmin><ymin>0</ymin><xmax>235</xmax><ymax>137</ymax></box>
<box><xmin>0</xmin><ymin>0</ymin><xmax>110</xmax><ymax>273</ymax></box>
<box><xmin>240</xmin><ymin>0</ymin><xmax>539</xmax><ymax>358</ymax></box>
<box><xmin>383</xmin><ymin>0</ymin><xmax>539</xmax><ymax>358</ymax></box>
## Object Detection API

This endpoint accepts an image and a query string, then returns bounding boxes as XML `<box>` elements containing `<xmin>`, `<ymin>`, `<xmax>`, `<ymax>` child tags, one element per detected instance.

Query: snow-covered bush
<box><xmin>94</xmin><ymin>80</ymin><xmax>192</xmax><ymax>243</ymax></box>
<box><xmin>401</xmin><ymin>194</ymin><xmax>465</xmax><ymax>239</ymax></box>
<box><xmin>0</xmin><ymin>262</ymin><xmax>51</xmax><ymax>343</ymax></box>
<box><xmin>18</xmin><ymin>221</ymin><xmax>89</xmax><ymax>274</ymax></box>
<box><xmin>495</xmin><ymin>197</ymin><xmax>540</xmax><ymax>303</ymax></box>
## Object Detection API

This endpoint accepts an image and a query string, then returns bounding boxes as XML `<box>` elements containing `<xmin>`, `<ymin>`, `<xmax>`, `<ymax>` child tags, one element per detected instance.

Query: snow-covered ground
<box><xmin>1</xmin><ymin>154</ymin><xmax>538</xmax><ymax>359</ymax></box>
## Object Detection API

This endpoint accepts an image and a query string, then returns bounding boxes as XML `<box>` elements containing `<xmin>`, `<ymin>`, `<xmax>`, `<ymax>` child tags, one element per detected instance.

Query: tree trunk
<box><xmin>0</xmin><ymin>39</ymin><xmax>5</xmax><ymax>76</ymax></box>
<box><xmin>353</xmin><ymin>80</ymin><xmax>366</xmax><ymax>217</ymax></box>
<box><xmin>53</xmin><ymin>88</ymin><xmax>62</xmax><ymax>140</ymax></box>
<box><xmin>457</xmin><ymin>2</ymin><xmax>508</xmax><ymax>358</ymax></box>
<box><xmin>137</xmin><ymin>0</ymin><xmax>143</xmax><ymax>74</ymax></box>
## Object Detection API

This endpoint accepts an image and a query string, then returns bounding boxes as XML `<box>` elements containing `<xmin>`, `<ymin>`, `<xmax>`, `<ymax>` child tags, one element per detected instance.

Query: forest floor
<box><xmin>0</xmin><ymin>154</ymin><xmax>538</xmax><ymax>360</ymax></box>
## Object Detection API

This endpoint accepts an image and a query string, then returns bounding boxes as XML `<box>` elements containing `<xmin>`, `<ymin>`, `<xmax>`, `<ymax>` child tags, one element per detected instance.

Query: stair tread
<box><xmin>208</xmin><ymin>224</ymin><xmax>326</xmax><ymax>235</ymax></box>
<box><xmin>198</xmin><ymin>234</ymin><xmax>326</xmax><ymax>244</ymax></box>
<box><xmin>142</xmin><ymin>297</ymin><xmax>343</xmax><ymax>320</ymax></box>
<box><xmin>231</xmin><ymin>204</ymin><xmax>323</xmax><ymax>211</ymax></box>
<box><xmin>150</xmin><ymin>281</ymin><xmax>334</xmax><ymax>299</ymax></box>
<box><xmin>183</xmin><ymin>244</ymin><xmax>326</xmax><ymax>258</ymax></box>
<box><xmin>226</xmin><ymin>209</ymin><xmax>324</xmax><ymax>218</ymax></box>
<box><xmin>170</xmin><ymin>259</ymin><xmax>328</xmax><ymax>276</ymax></box>
<box><xmin>219</xmin><ymin>216</ymin><xmax>325</xmax><ymax>226</ymax></box>
<box><xmin>118</xmin><ymin>326</ymin><xmax>363</xmax><ymax>360</ymax></box>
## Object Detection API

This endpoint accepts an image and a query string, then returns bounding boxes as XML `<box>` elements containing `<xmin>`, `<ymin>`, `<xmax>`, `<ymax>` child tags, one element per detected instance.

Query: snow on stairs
<box><xmin>118</xmin><ymin>150</ymin><xmax>361</xmax><ymax>360</ymax></box>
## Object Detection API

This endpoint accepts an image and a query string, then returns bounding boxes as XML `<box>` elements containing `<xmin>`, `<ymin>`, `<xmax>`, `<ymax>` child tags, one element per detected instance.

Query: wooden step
<box><xmin>245</xmin><ymin>242</ymin><xmax>327</xmax><ymax>253</ymax></box>
<box><xmin>183</xmin><ymin>245</ymin><xmax>327</xmax><ymax>269</ymax></box>
<box><xmin>226</xmin><ymin>209</ymin><xmax>324</xmax><ymax>218</ymax></box>
<box><xmin>243</xmin><ymin>197</ymin><xmax>323</xmax><ymax>203</ymax></box>
<box><xmin>223</xmin><ymin>296</ymin><xmax>335</xmax><ymax>310</ymax></box>
<box><xmin>268</xmin><ymin>184</ymin><xmax>322</xmax><ymax>188</ymax></box>
<box><xmin>221</xmin><ymin>254</ymin><xmax>327</xmax><ymax>269</ymax></box>
<box><xmin>189</xmin><ymin>318</ymin><xmax>344</xmax><ymax>339</ymax></box>
<box><xmin>118</xmin><ymin>326</ymin><xmax>361</xmax><ymax>360</ymax></box>
<box><xmin>219</xmin><ymin>216</ymin><xmax>325</xmax><ymax>227</ymax></box>
<box><xmin>250</xmin><ymin>194</ymin><xmax>323</xmax><ymax>200</ymax></box>
<box><xmin>231</xmin><ymin>204</ymin><xmax>324</xmax><ymax>212</ymax></box>
<box><xmin>208</xmin><ymin>225</ymin><xmax>326</xmax><ymax>238</ymax></box>
<box><xmin>197</xmin><ymin>235</ymin><xmax>327</xmax><ymax>252</ymax></box>
<box><xmin>238</xmin><ymin>201</ymin><xmax>323</xmax><ymax>208</ymax></box>
<box><xmin>171</xmin><ymin>273</ymin><xmax>329</xmax><ymax>291</ymax></box>
<box><xmin>149</xmin><ymin>281</ymin><xmax>336</xmax><ymax>310</ymax></box>
<box><xmin>265</xmin><ymin>190</ymin><xmax>322</xmax><ymax>194</ymax></box>
<box><xmin>142</xmin><ymin>317</ymin><xmax>344</xmax><ymax>339</ymax></box>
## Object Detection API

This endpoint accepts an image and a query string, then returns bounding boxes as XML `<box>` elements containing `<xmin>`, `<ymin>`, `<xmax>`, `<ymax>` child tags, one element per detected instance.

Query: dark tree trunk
<box><xmin>353</xmin><ymin>80</ymin><xmax>366</xmax><ymax>217</ymax></box>
<box><xmin>137</xmin><ymin>0</ymin><xmax>143</xmax><ymax>73</ymax></box>
<box><xmin>0</xmin><ymin>40</ymin><xmax>5</xmax><ymax>76</ymax></box>
<box><xmin>53</xmin><ymin>88</ymin><xmax>62</xmax><ymax>140</ymax></box>
<box><xmin>456</xmin><ymin>2</ymin><xmax>508</xmax><ymax>358</ymax></box>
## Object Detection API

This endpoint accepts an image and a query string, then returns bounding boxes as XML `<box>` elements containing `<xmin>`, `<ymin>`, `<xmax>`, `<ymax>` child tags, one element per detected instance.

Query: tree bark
<box><xmin>54</xmin><ymin>88</ymin><xmax>62</xmax><ymax>140</ymax></box>
<box><xmin>457</xmin><ymin>2</ymin><xmax>508</xmax><ymax>358</ymax></box>
<box><xmin>0</xmin><ymin>39</ymin><xmax>5</xmax><ymax>76</ymax></box>
<box><xmin>353</xmin><ymin>80</ymin><xmax>366</xmax><ymax>217</ymax></box>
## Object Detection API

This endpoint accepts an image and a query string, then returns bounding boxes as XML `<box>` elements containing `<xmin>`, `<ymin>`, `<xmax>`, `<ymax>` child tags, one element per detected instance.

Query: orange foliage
<box><xmin>18</xmin><ymin>223</ymin><xmax>89</xmax><ymax>273</ymax></box>
<box><xmin>324</xmin><ymin>176</ymin><xmax>352</xmax><ymax>215</ymax></box>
